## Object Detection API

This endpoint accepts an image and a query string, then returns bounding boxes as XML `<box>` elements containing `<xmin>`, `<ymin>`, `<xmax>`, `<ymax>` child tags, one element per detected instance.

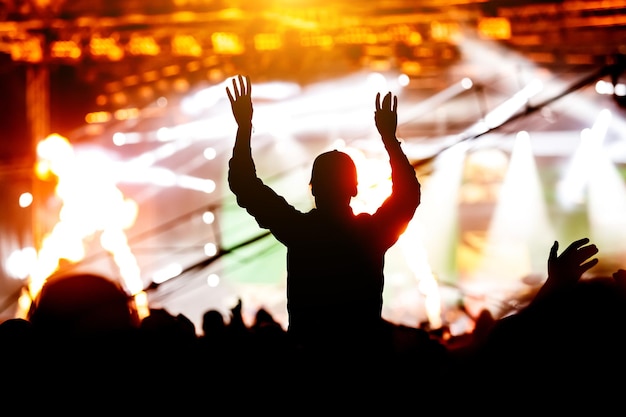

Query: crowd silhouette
<box><xmin>2</xmin><ymin>75</ymin><xmax>626</xmax><ymax>412</ymax></box>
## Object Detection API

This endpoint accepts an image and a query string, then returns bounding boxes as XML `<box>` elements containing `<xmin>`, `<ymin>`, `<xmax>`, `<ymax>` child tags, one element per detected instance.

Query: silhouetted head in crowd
<box><xmin>28</xmin><ymin>272</ymin><xmax>139</xmax><ymax>338</ymax></box>
<box><xmin>139</xmin><ymin>308</ymin><xmax>197</xmax><ymax>347</ymax></box>
<box><xmin>201</xmin><ymin>309</ymin><xmax>226</xmax><ymax>336</ymax></box>
<box><xmin>309</xmin><ymin>149</ymin><xmax>358</xmax><ymax>211</ymax></box>
<box><xmin>0</xmin><ymin>318</ymin><xmax>34</xmax><ymax>352</ymax></box>
<box><xmin>251</xmin><ymin>307</ymin><xmax>283</xmax><ymax>331</ymax></box>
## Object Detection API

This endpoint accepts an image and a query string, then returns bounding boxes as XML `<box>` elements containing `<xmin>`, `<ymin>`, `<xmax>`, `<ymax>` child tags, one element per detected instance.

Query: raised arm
<box><xmin>227</xmin><ymin>74</ymin><xmax>260</xmax><ymax>207</ymax></box>
<box><xmin>369</xmin><ymin>92</ymin><xmax>421</xmax><ymax>246</ymax></box>
<box><xmin>375</xmin><ymin>92</ymin><xmax>398</xmax><ymax>146</ymax></box>
<box><xmin>226</xmin><ymin>75</ymin><xmax>300</xmax><ymax>232</ymax></box>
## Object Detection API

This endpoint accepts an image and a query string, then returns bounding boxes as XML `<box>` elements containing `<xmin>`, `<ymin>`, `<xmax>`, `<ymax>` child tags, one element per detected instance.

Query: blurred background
<box><xmin>1</xmin><ymin>0</ymin><xmax>625</xmax><ymax>334</ymax></box>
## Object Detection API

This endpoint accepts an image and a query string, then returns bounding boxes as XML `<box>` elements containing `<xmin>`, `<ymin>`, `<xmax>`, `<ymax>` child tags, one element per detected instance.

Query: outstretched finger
<box><xmin>549</xmin><ymin>240</ymin><xmax>559</xmax><ymax>261</ymax></box>
<box><xmin>577</xmin><ymin>243</ymin><xmax>599</xmax><ymax>261</ymax></box>
<box><xmin>245</xmin><ymin>75</ymin><xmax>251</xmax><ymax>96</ymax></box>
<box><xmin>392</xmin><ymin>95</ymin><xmax>397</xmax><ymax>112</ymax></box>
<box><xmin>238</xmin><ymin>74</ymin><xmax>246</xmax><ymax>96</ymax></box>
<box><xmin>579</xmin><ymin>258</ymin><xmax>599</xmax><ymax>273</ymax></box>
<box><xmin>563</xmin><ymin>237</ymin><xmax>590</xmax><ymax>256</ymax></box>
<box><xmin>232</xmin><ymin>77</ymin><xmax>240</xmax><ymax>97</ymax></box>
<box><xmin>375</xmin><ymin>92</ymin><xmax>381</xmax><ymax>111</ymax></box>
<box><xmin>226</xmin><ymin>86</ymin><xmax>234</xmax><ymax>104</ymax></box>
<box><xmin>382</xmin><ymin>92</ymin><xmax>391</xmax><ymax>110</ymax></box>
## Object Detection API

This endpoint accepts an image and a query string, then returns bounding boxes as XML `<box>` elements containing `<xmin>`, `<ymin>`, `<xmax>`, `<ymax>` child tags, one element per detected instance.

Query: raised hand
<box><xmin>548</xmin><ymin>238</ymin><xmax>599</xmax><ymax>284</ymax></box>
<box><xmin>226</xmin><ymin>74</ymin><xmax>253</xmax><ymax>127</ymax></box>
<box><xmin>534</xmin><ymin>238</ymin><xmax>599</xmax><ymax>303</ymax></box>
<box><xmin>374</xmin><ymin>91</ymin><xmax>398</xmax><ymax>142</ymax></box>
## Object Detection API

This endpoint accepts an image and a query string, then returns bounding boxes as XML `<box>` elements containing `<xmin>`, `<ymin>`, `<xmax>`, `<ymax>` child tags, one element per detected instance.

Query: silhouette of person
<box><xmin>454</xmin><ymin>237</ymin><xmax>610</xmax><ymax>413</ymax></box>
<box><xmin>226</xmin><ymin>74</ymin><xmax>421</xmax><ymax>354</ymax></box>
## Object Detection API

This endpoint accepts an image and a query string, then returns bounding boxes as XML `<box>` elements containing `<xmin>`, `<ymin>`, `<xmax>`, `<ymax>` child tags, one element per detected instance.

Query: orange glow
<box><xmin>85</xmin><ymin>111</ymin><xmax>112</xmax><ymax>124</ymax></box>
<box><xmin>431</xmin><ymin>21</ymin><xmax>461</xmax><ymax>42</ymax></box>
<box><xmin>478</xmin><ymin>17</ymin><xmax>512</xmax><ymax>40</ymax></box>
<box><xmin>51</xmin><ymin>40</ymin><xmax>82</xmax><ymax>60</ymax></box>
<box><xmin>10</xmin><ymin>37</ymin><xmax>43</xmax><ymax>63</ymax></box>
<box><xmin>211</xmin><ymin>32</ymin><xmax>244</xmax><ymax>54</ymax></box>
<box><xmin>172</xmin><ymin>34</ymin><xmax>202</xmax><ymax>56</ymax></box>
<box><xmin>254</xmin><ymin>33</ymin><xmax>283</xmax><ymax>51</ymax></box>
<box><xmin>90</xmin><ymin>35</ymin><xmax>124</xmax><ymax>61</ymax></box>
<box><xmin>128</xmin><ymin>34</ymin><xmax>161</xmax><ymax>56</ymax></box>
<box><xmin>16</xmin><ymin>134</ymin><xmax>148</xmax><ymax>319</ymax></box>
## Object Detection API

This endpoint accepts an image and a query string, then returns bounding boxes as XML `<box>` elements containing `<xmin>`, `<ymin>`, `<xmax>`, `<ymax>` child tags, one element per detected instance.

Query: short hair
<box><xmin>309</xmin><ymin>150</ymin><xmax>357</xmax><ymax>190</ymax></box>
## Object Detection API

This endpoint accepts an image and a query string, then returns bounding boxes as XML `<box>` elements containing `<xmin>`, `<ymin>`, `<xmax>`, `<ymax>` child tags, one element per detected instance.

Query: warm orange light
<box><xmin>10</xmin><ymin>38</ymin><xmax>43</xmax><ymax>63</ymax></box>
<box><xmin>431</xmin><ymin>21</ymin><xmax>461</xmax><ymax>42</ymax></box>
<box><xmin>51</xmin><ymin>40</ymin><xmax>82</xmax><ymax>60</ymax></box>
<box><xmin>128</xmin><ymin>35</ymin><xmax>160</xmax><ymax>56</ymax></box>
<box><xmin>478</xmin><ymin>17</ymin><xmax>512</xmax><ymax>40</ymax></box>
<box><xmin>18</xmin><ymin>134</ymin><xmax>145</xmax><ymax>318</ymax></box>
<box><xmin>172</xmin><ymin>35</ymin><xmax>202</xmax><ymax>56</ymax></box>
<box><xmin>254</xmin><ymin>33</ymin><xmax>283</xmax><ymax>51</ymax></box>
<box><xmin>85</xmin><ymin>111</ymin><xmax>112</xmax><ymax>124</ymax></box>
<box><xmin>90</xmin><ymin>35</ymin><xmax>124</xmax><ymax>61</ymax></box>
<box><xmin>212</xmin><ymin>32</ymin><xmax>244</xmax><ymax>55</ymax></box>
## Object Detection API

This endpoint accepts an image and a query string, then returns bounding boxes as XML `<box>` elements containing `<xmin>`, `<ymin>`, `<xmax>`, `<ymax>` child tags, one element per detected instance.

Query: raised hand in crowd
<box><xmin>534</xmin><ymin>237</ymin><xmax>599</xmax><ymax>303</ymax></box>
<box><xmin>375</xmin><ymin>91</ymin><xmax>398</xmax><ymax>144</ymax></box>
<box><xmin>226</xmin><ymin>74</ymin><xmax>253</xmax><ymax>128</ymax></box>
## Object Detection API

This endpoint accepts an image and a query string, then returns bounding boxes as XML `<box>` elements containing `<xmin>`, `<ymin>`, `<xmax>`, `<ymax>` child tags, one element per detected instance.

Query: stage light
<box><xmin>6</xmin><ymin>247</ymin><xmax>37</xmax><ymax>279</ymax></box>
<box><xmin>414</xmin><ymin>141</ymin><xmax>469</xmax><ymax>280</ymax></box>
<box><xmin>557</xmin><ymin>109</ymin><xmax>612</xmax><ymax>211</ymax></box>
<box><xmin>176</xmin><ymin>176</ymin><xmax>216</xmax><ymax>193</ymax></box>
<box><xmin>581</xmin><ymin>110</ymin><xmax>626</xmax><ymax>255</ymax></box>
<box><xmin>596</xmin><ymin>79</ymin><xmax>614</xmax><ymax>95</ymax></box>
<box><xmin>202</xmin><ymin>211</ymin><xmax>215</xmax><ymax>224</ymax></box>
<box><xmin>207</xmin><ymin>273</ymin><xmax>220</xmax><ymax>287</ymax></box>
<box><xmin>475</xmin><ymin>130</ymin><xmax>555</xmax><ymax>286</ymax></box>
<box><xmin>113</xmin><ymin>132</ymin><xmax>142</xmax><ymax>146</ymax></box>
<box><xmin>204</xmin><ymin>243</ymin><xmax>218</xmax><ymax>257</ymax></box>
<box><xmin>128</xmin><ymin>34</ymin><xmax>160</xmax><ymax>56</ymax></box>
<box><xmin>173</xmin><ymin>35</ymin><xmax>202</xmax><ymax>57</ymax></box>
<box><xmin>203</xmin><ymin>147</ymin><xmax>216</xmax><ymax>160</ymax></box>
<box><xmin>484</xmin><ymin>79</ymin><xmax>543</xmax><ymax>129</ymax></box>
<box><xmin>404</xmin><ymin>141</ymin><xmax>470</xmax><ymax>329</ymax></box>
<box><xmin>19</xmin><ymin>192</ymin><xmax>33</xmax><ymax>208</ymax></box>
<box><xmin>89</xmin><ymin>35</ymin><xmax>124</xmax><ymax>61</ymax></box>
<box><xmin>366</xmin><ymin>72</ymin><xmax>389</xmax><ymax>95</ymax></box>
<box><xmin>50</xmin><ymin>40</ymin><xmax>82</xmax><ymax>60</ymax></box>
<box><xmin>153</xmin><ymin>263</ymin><xmax>183</xmax><ymax>284</ymax></box>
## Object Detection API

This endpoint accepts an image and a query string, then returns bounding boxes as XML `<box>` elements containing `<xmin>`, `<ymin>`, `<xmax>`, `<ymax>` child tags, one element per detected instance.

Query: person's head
<box><xmin>309</xmin><ymin>150</ymin><xmax>358</xmax><ymax>209</ymax></box>
<box><xmin>139</xmin><ymin>308</ymin><xmax>197</xmax><ymax>345</ymax></box>
<box><xmin>202</xmin><ymin>309</ymin><xmax>226</xmax><ymax>336</ymax></box>
<box><xmin>28</xmin><ymin>272</ymin><xmax>140</xmax><ymax>338</ymax></box>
